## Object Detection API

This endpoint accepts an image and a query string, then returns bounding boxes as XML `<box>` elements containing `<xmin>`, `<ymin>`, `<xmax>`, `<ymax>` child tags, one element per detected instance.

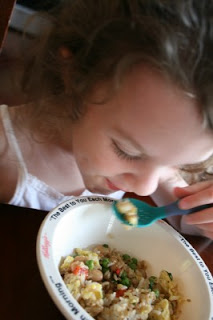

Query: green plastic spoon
<box><xmin>113</xmin><ymin>198</ymin><xmax>213</xmax><ymax>227</ymax></box>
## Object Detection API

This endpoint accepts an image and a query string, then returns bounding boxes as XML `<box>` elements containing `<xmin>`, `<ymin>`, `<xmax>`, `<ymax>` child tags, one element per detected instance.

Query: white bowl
<box><xmin>36</xmin><ymin>196</ymin><xmax>213</xmax><ymax>320</ymax></box>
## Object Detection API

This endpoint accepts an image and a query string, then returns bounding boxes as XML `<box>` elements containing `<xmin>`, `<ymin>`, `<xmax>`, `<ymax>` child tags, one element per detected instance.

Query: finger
<box><xmin>178</xmin><ymin>187</ymin><xmax>213</xmax><ymax>209</ymax></box>
<box><xmin>175</xmin><ymin>180</ymin><xmax>213</xmax><ymax>195</ymax></box>
<box><xmin>174</xmin><ymin>187</ymin><xmax>191</xmax><ymax>198</ymax></box>
<box><xmin>183</xmin><ymin>208</ymin><xmax>213</xmax><ymax>224</ymax></box>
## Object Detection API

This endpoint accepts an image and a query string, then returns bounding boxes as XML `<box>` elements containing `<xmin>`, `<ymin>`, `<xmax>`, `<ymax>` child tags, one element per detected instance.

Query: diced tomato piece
<box><xmin>116</xmin><ymin>289</ymin><xmax>126</xmax><ymax>298</ymax></box>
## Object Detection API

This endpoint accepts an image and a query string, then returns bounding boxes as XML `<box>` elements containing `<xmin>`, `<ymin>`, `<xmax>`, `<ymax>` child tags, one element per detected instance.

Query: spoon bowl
<box><xmin>113</xmin><ymin>198</ymin><xmax>213</xmax><ymax>227</ymax></box>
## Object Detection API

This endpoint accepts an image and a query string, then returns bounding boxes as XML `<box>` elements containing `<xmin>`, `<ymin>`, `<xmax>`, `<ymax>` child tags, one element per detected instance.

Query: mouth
<box><xmin>105</xmin><ymin>178</ymin><xmax>121</xmax><ymax>191</ymax></box>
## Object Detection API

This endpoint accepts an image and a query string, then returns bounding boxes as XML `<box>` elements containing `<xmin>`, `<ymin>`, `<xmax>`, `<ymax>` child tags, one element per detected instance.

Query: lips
<box><xmin>106</xmin><ymin>178</ymin><xmax>121</xmax><ymax>191</ymax></box>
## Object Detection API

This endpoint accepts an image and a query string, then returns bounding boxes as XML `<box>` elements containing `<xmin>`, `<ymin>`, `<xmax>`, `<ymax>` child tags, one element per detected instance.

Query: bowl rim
<box><xmin>36</xmin><ymin>196</ymin><xmax>213</xmax><ymax>320</ymax></box>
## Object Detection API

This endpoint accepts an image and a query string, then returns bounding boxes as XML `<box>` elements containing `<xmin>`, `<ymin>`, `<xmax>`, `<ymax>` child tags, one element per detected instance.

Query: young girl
<box><xmin>0</xmin><ymin>0</ymin><xmax>213</xmax><ymax>239</ymax></box>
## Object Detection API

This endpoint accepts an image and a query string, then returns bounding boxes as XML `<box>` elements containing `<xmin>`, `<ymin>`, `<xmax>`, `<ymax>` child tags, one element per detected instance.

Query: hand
<box><xmin>174</xmin><ymin>181</ymin><xmax>213</xmax><ymax>240</ymax></box>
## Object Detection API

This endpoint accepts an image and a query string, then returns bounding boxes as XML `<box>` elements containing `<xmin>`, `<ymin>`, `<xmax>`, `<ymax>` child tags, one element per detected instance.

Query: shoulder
<box><xmin>0</xmin><ymin>106</ymin><xmax>18</xmax><ymax>203</ymax></box>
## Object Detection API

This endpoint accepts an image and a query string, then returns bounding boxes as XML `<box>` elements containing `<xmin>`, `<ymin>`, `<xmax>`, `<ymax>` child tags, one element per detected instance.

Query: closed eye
<box><xmin>111</xmin><ymin>140</ymin><xmax>142</xmax><ymax>161</ymax></box>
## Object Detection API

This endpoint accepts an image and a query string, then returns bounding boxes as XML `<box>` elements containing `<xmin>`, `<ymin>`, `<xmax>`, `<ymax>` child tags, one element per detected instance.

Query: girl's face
<box><xmin>70</xmin><ymin>66</ymin><xmax>213</xmax><ymax>196</ymax></box>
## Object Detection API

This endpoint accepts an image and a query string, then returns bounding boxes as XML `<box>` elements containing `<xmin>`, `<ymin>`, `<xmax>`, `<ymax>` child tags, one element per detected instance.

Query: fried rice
<box><xmin>59</xmin><ymin>244</ymin><xmax>186</xmax><ymax>320</ymax></box>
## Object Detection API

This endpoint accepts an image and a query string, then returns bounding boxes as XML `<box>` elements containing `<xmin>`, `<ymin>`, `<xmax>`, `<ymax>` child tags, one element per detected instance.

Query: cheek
<box><xmin>73</xmin><ymin>140</ymin><xmax>125</xmax><ymax>175</ymax></box>
<box><xmin>72</xmin><ymin>138</ymin><xmax>104</xmax><ymax>169</ymax></box>
<box><xmin>71</xmin><ymin>123</ymin><xmax>128</xmax><ymax>175</ymax></box>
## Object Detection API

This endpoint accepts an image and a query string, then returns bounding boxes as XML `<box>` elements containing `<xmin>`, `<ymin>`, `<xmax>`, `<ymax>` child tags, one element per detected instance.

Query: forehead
<box><xmin>103</xmin><ymin>65</ymin><xmax>202</xmax><ymax>134</ymax></box>
<box><xmin>114</xmin><ymin>65</ymin><xmax>198</xmax><ymax>117</ymax></box>
<box><xmin>88</xmin><ymin>65</ymin><xmax>212</xmax><ymax>164</ymax></box>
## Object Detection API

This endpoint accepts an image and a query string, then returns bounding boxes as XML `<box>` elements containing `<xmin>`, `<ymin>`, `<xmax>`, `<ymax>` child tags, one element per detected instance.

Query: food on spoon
<box><xmin>115</xmin><ymin>199</ymin><xmax>138</xmax><ymax>226</ymax></box>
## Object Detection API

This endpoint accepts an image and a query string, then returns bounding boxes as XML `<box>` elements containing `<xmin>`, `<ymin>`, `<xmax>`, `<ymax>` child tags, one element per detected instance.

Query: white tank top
<box><xmin>0</xmin><ymin>105</ymin><xmax>124</xmax><ymax>211</ymax></box>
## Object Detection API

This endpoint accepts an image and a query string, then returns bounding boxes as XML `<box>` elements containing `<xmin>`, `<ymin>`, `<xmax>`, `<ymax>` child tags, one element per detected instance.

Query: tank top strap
<box><xmin>0</xmin><ymin>104</ymin><xmax>28</xmax><ymax>174</ymax></box>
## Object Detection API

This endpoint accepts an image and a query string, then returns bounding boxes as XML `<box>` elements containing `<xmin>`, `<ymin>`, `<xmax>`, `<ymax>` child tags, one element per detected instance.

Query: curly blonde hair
<box><xmin>180</xmin><ymin>154</ymin><xmax>213</xmax><ymax>184</ymax></box>
<box><xmin>22</xmin><ymin>0</ymin><xmax>213</xmax><ymax>127</ymax></box>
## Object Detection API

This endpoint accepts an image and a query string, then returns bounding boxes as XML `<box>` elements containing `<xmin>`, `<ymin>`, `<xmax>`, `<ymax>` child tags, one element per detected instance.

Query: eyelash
<box><xmin>112</xmin><ymin>140</ymin><xmax>141</xmax><ymax>161</ymax></box>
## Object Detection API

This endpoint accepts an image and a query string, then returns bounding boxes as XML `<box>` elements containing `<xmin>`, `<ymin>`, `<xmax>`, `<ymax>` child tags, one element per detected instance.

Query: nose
<box><xmin>120</xmin><ymin>166</ymin><xmax>163</xmax><ymax>196</ymax></box>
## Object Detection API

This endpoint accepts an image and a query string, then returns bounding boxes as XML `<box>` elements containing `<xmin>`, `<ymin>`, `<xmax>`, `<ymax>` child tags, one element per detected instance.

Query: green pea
<box><xmin>122</xmin><ymin>254</ymin><xmax>131</xmax><ymax>261</ymax></box>
<box><xmin>128</xmin><ymin>262</ymin><xmax>137</xmax><ymax>270</ymax></box>
<box><xmin>101</xmin><ymin>258</ymin><xmax>110</xmax><ymax>268</ymax></box>
<box><xmin>131</xmin><ymin>258</ymin><xmax>138</xmax><ymax>265</ymax></box>
<box><xmin>120</xmin><ymin>277</ymin><xmax>131</xmax><ymax>287</ymax></box>
<box><xmin>85</xmin><ymin>260</ymin><xmax>94</xmax><ymax>270</ymax></box>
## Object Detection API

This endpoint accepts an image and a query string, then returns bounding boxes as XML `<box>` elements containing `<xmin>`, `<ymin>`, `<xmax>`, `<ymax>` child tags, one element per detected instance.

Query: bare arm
<box><xmin>0</xmin><ymin>117</ymin><xmax>17</xmax><ymax>203</ymax></box>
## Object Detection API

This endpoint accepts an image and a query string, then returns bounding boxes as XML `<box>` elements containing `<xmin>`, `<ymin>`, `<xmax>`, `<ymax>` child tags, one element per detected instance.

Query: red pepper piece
<box><xmin>73</xmin><ymin>266</ymin><xmax>89</xmax><ymax>277</ymax></box>
<box><xmin>115</xmin><ymin>268</ymin><xmax>121</xmax><ymax>275</ymax></box>
<box><xmin>116</xmin><ymin>289</ymin><xmax>126</xmax><ymax>298</ymax></box>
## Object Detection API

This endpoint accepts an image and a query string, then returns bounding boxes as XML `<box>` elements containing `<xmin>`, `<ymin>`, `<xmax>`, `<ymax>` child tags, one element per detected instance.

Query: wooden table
<box><xmin>1</xmin><ymin>202</ymin><xmax>212</xmax><ymax>320</ymax></box>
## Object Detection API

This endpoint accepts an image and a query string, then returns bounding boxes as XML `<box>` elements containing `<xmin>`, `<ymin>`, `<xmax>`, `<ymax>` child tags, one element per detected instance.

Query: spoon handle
<box><xmin>164</xmin><ymin>200</ymin><xmax>213</xmax><ymax>218</ymax></box>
